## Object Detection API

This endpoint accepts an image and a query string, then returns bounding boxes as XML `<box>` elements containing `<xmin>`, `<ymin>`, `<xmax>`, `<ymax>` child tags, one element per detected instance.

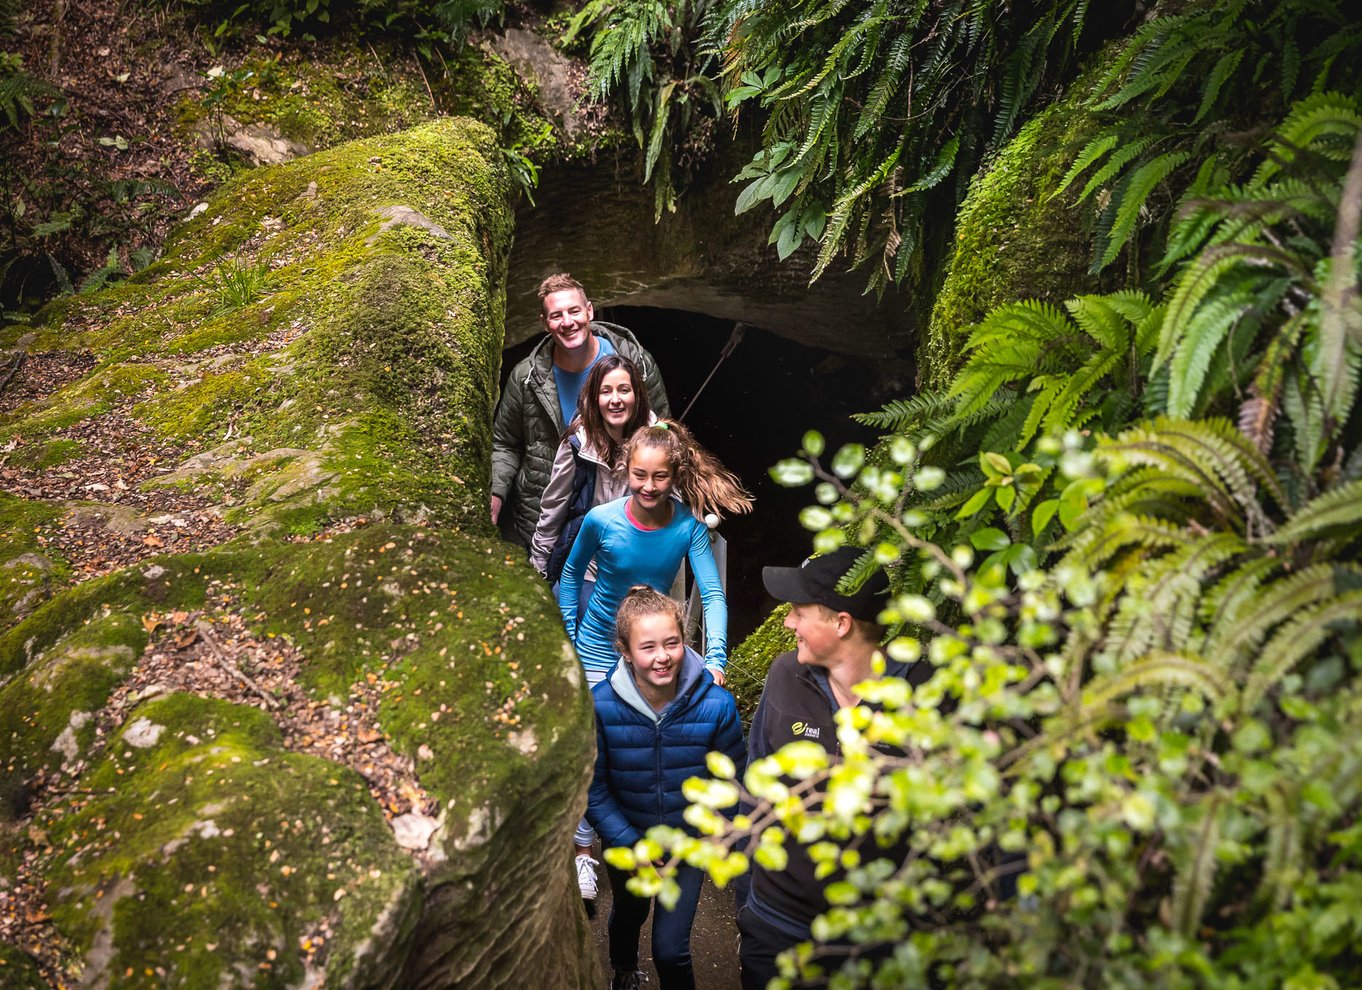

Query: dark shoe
<box><xmin>610</xmin><ymin>971</ymin><xmax>643</xmax><ymax>990</ymax></box>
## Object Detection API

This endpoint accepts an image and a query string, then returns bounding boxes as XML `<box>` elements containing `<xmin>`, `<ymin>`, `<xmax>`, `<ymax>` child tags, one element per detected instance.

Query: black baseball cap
<box><xmin>762</xmin><ymin>546</ymin><xmax>889</xmax><ymax>622</ymax></box>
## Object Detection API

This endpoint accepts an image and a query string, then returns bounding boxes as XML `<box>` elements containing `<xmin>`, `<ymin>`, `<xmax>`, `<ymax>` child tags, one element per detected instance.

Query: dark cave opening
<box><xmin>499</xmin><ymin>306</ymin><xmax>887</xmax><ymax>643</ymax></box>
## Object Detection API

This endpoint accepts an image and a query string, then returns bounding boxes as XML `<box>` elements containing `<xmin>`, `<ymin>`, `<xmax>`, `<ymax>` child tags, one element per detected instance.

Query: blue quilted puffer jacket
<box><xmin>587</xmin><ymin>646</ymin><xmax>746</xmax><ymax>851</ymax></box>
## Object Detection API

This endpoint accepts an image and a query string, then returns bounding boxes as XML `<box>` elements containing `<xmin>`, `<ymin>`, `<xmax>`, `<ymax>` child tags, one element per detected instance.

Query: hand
<box><xmin>490</xmin><ymin>494</ymin><xmax>503</xmax><ymax>523</ymax></box>
<box><xmin>707</xmin><ymin>665</ymin><xmax>726</xmax><ymax>687</ymax></box>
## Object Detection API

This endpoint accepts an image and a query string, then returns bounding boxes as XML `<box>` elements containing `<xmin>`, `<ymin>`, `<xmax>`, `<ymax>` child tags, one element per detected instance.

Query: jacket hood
<box><xmin>608</xmin><ymin>644</ymin><xmax>709</xmax><ymax>724</ymax></box>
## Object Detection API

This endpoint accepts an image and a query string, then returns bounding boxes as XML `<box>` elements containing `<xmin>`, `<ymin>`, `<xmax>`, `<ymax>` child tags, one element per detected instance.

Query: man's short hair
<box><xmin>813</xmin><ymin>604</ymin><xmax>885</xmax><ymax>645</ymax></box>
<box><xmin>537</xmin><ymin>273</ymin><xmax>587</xmax><ymax>303</ymax></box>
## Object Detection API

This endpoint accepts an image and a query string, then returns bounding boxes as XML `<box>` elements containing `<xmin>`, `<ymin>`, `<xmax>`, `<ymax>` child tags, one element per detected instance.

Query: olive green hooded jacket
<box><xmin>490</xmin><ymin>321</ymin><xmax>669</xmax><ymax>545</ymax></box>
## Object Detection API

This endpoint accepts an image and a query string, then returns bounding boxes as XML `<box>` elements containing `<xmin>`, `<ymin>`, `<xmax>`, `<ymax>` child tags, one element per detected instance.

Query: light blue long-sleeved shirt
<box><xmin>558</xmin><ymin>497</ymin><xmax>726</xmax><ymax>677</ymax></box>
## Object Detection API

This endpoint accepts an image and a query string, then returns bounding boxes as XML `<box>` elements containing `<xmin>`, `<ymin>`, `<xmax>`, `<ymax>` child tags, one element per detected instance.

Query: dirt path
<box><xmin>590</xmin><ymin>870</ymin><xmax>742</xmax><ymax>988</ymax></box>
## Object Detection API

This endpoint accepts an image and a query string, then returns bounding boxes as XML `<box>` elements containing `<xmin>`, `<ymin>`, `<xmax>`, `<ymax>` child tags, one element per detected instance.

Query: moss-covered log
<box><xmin>0</xmin><ymin>117</ymin><xmax>599</xmax><ymax>988</ymax></box>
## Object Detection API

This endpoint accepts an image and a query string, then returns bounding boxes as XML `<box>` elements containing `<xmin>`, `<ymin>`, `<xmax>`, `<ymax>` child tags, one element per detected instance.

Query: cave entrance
<box><xmin>499</xmin><ymin>305</ymin><xmax>885</xmax><ymax>642</ymax></box>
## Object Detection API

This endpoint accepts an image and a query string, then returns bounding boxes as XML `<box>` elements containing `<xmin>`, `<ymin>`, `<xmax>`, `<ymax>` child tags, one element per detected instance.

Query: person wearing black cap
<box><xmin>738</xmin><ymin>546</ymin><xmax>924</xmax><ymax>989</ymax></box>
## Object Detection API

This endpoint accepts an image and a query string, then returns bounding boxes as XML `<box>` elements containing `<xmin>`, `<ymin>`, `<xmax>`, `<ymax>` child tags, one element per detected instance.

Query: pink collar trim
<box><xmin>625</xmin><ymin>498</ymin><xmax>670</xmax><ymax>531</ymax></box>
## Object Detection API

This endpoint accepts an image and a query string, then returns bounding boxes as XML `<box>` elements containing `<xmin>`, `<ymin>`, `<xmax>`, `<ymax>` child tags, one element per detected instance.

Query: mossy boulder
<box><xmin>916</xmin><ymin>71</ymin><xmax>1109</xmax><ymax>389</ymax></box>
<box><xmin>179</xmin><ymin>43</ymin><xmax>439</xmax><ymax>169</ymax></box>
<box><xmin>0</xmin><ymin>117</ymin><xmax>599</xmax><ymax>987</ymax></box>
<box><xmin>725</xmin><ymin>605</ymin><xmax>794</xmax><ymax>721</ymax></box>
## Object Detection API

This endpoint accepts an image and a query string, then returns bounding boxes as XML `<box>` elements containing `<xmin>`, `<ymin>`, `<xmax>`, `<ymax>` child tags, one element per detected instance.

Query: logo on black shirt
<box><xmin>790</xmin><ymin>721</ymin><xmax>821</xmax><ymax>740</ymax></box>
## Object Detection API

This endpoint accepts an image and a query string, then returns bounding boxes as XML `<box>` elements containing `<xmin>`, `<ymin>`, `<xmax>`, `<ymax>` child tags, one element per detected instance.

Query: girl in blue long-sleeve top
<box><xmin>560</xmin><ymin>418</ymin><xmax>752</xmax><ymax>913</ymax></box>
<box><xmin>589</xmin><ymin>586</ymin><xmax>746</xmax><ymax>990</ymax></box>
<box><xmin>558</xmin><ymin>418</ymin><xmax>753</xmax><ymax>687</ymax></box>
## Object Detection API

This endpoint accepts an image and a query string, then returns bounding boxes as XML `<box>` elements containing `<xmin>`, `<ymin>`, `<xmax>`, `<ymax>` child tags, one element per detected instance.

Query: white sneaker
<box><xmin>575</xmin><ymin>853</ymin><xmax>600</xmax><ymax>901</ymax></box>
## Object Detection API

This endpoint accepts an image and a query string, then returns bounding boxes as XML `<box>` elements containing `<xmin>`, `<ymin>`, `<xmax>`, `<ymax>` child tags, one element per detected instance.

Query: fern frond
<box><xmin>855</xmin><ymin>31</ymin><xmax>911</xmax><ymax>141</ymax></box>
<box><xmin>1098</xmin><ymin>418</ymin><xmax>1281</xmax><ymax>528</ymax></box>
<box><xmin>1203</xmin><ymin>563</ymin><xmax>1350</xmax><ymax>673</ymax></box>
<box><xmin>853</xmin><ymin>391</ymin><xmax>959</xmax><ymax>431</ymax></box>
<box><xmin>1165</xmin><ymin>291</ymin><xmax>1256</xmax><ymax>418</ymax></box>
<box><xmin>1260</xmin><ymin>784</ymin><xmax>1303</xmax><ymax>911</ymax></box>
<box><xmin>1077</xmin><ymin>137</ymin><xmax>1159</xmax><ymax>204</ymax></box>
<box><xmin>1088</xmin><ymin>13</ymin><xmax>1192</xmax><ymax>105</ymax></box>
<box><xmin>1081</xmin><ymin>650</ymin><xmax>1233</xmax><ymax>712</ymax></box>
<box><xmin>1201</xmin><ymin>556</ymin><xmax>1280</xmax><ymax>634</ymax></box>
<box><xmin>1095</xmin><ymin>150</ymin><xmax>1192</xmax><ymax>271</ymax></box>
<box><xmin>1052</xmin><ymin>131</ymin><xmax>1120</xmax><ymax>200</ymax></box>
<box><xmin>1241</xmin><ymin>588</ymin><xmax>1362</xmax><ymax>711</ymax></box>
<box><xmin>1269</xmin><ymin>479</ymin><xmax>1362</xmax><ymax>546</ymax></box>
<box><xmin>1064</xmin><ymin>511</ymin><xmax>1190</xmax><ymax>571</ymax></box>
<box><xmin>1171</xmin><ymin>795</ymin><xmax>1225</xmax><ymax>937</ymax></box>
<box><xmin>1195</xmin><ymin>49</ymin><xmax>1245</xmax><ymax>123</ymax></box>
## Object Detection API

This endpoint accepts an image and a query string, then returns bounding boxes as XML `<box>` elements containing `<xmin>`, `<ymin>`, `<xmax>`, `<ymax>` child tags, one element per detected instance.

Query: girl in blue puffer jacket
<box><xmin>588</xmin><ymin>585</ymin><xmax>746</xmax><ymax>990</ymax></box>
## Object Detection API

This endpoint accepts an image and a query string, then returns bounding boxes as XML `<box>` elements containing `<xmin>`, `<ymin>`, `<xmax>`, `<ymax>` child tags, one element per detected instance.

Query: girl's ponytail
<box><xmin>623</xmin><ymin>419</ymin><xmax>754</xmax><ymax>521</ymax></box>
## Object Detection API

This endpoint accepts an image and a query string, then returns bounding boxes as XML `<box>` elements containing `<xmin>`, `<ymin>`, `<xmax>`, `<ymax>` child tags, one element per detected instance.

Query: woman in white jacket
<box><xmin>530</xmin><ymin>354</ymin><xmax>657</xmax><ymax>593</ymax></box>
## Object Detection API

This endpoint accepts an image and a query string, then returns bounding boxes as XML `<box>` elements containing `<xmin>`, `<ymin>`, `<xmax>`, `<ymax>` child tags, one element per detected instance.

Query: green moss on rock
<box><xmin>17</xmin><ymin>117</ymin><xmax>512</xmax><ymax>536</ymax></box>
<box><xmin>2</xmin><ymin>112</ymin><xmax>601</xmax><ymax>986</ymax></box>
<box><xmin>0</xmin><ymin>612</ymin><xmax>147</xmax><ymax>817</ymax></box>
<box><xmin>726</xmin><ymin>605</ymin><xmax>794</xmax><ymax>720</ymax></box>
<box><xmin>0</xmin><ymin>493</ymin><xmax>70</xmax><ymax>622</ymax></box>
<box><xmin>178</xmin><ymin>44</ymin><xmax>436</xmax><ymax>151</ymax></box>
<box><xmin>0</xmin><ymin>363</ymin><xmax>168</xmax><ymax>441</ymax></box>
<box><xmin>917</xmin><ymin>79</ymin><xmax>1104</xmax><ymax>390</ymax></box>
<box><xmin>40</xmin><ymin>693</ymin><xmax>421</xmax><ymax>990</ymax></box>
<box><xmin>0</xmin><ymin>943</ymin><xmax>47</xmax><ymax>988</ymax></box>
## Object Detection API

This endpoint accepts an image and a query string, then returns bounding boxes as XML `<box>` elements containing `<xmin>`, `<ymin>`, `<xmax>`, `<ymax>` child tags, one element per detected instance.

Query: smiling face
<box><xmin>784</xmin><ymin>602</ymin><xmax>844</xmax><ymax>667</ymax></box>
<box><xmin>628</xmin><ymin>444</ymin><xmax>674</xmax><ymax>512</ymax></box>
<box><xmin>597</xmin><ymin>367</ymin><xmax>637</xmax><ymax>437</ymax></box>
<box><xmin>540</xmin><ymin>288</ymin><xmax>594</xmax><ymax>354</ymax></box>
<box><xmin>622</xmin><ymin>612</ymin><xmax>685</xmax><ymax>699</ymax></box>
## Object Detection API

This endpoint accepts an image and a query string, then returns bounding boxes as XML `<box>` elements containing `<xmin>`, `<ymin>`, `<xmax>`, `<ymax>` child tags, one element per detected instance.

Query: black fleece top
<box><xmin>743</xmin><ymin>650</ymin><xmax>929</xmax><ymax>938</ymax></box>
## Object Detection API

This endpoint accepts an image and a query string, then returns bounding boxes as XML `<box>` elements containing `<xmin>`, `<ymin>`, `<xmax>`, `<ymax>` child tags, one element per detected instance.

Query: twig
<box><xmin>0</xmin><ymin>351</ymin><xmax>26</xmax><ymax>397</ymax></box>
<box><xmin>194</xmin><ymin>620</ymin><xmax>280</xmax><ymax>710</ymax></box>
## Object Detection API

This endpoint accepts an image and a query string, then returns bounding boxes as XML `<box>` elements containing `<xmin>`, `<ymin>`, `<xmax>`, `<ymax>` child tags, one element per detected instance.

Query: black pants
<box><xmin>606</xmin><ymin>862</ymin><xmax>704</xmax><ymax>990</ymax></box>
<box><xmin>737</xmin><ymin>903</ymin><xmax>802</xmax><ymax>990</ymax></box>
<box><xmin>739</xmin><ymin>906</ymin><xmax>893</xmax><ymax>989</ymax></box>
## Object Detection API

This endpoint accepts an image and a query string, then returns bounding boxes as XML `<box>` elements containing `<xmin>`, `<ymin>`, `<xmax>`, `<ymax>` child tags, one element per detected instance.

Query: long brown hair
<box><xmin>567</xmin><ymin>355</ymin><xmax>653</xmax><ymax>467</ymax></box>
<box><xmin>614</xmin><ymin>584</ymin><xmax>685</xmax><ymax>655</ymax></box>
<box><xmin>622</xmin><ymin>418</ymin><xmax>754</xmax><ymax>521</ymax></box>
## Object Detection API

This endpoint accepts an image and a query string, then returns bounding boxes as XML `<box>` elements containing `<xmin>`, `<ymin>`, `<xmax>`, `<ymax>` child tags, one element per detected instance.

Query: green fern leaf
<box><xmin>1203</xmin><ymin>563</ymin><xmax>1349</xmax><ymax>673</ymax></box>
<box><xmin>1268</xmin><ymin>479</ymin><xmax>1362</xmax><ymax>546</ymax></box>
<box><xmin>1171</xmin><ymin>795</ymin><xmax>1225</xmax><ymax>937</ymax></box>
<box><xmin>1052</xmin><ymin>132</ymin><xmax>1119</xmax><ymax>199</ymax></box>
<box><xmin>1082</xmin><ymin>650</ymin><xmax>1233</xmax><ymax>712</ymax></box>
<box><xmin>1195</xmin><ymin>49</ymin><xmax>1245</xmax><ymax>123</ymax></box>
<box><xmin>1260</xmin><ymin>784</ymin><xmax>1302</xmax><ymax>911</ymax></box>
<box><xmin>1166</xmin><ymin>292</ymin><xmax>1255</xmax><ymax>418</ymax></box>
<box><xmin>1077</xmin><ymin>138</ymin><xmax>1159</xmax><ymax>204</ymax></box>
<box><xmin>1242</xmin><ymin>589</ymin><xmax>1362</xmax><ymax>711</ymax></box>
<box><xmin>1095</xmin><ymin>151</ymin><xmax>1192</xmax><ymax>271</ymax></box>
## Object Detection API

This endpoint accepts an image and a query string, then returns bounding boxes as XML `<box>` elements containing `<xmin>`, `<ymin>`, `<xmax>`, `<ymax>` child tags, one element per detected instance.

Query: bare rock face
<box><xmin>0</xmin><ymin>118</ymin><xmax>599</xmax><ymax>988</ymax></box>
<box><xmin>484</xmin><ymin>28</ymin><xmax>587</xmax><ymax>142</ymax></box>
<box><xmin>194</xmin><ymin>114</ymin><xmax>312</xmax><ymax>165</ymax></box>
<box><xmin>505</xmin><ymin>126</ymin><xmax>913</xmax><ymax>357</ymax></box>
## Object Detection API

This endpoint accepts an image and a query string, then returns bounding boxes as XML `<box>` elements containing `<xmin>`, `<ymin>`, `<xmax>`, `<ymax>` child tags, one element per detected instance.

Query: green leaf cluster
<box><xmin>1056</xmin><ymin>0</ymin><xmax>1360</xmax><ymax>274</ymax></box>
<box><xmin>626</xmin><ymin>26</ymin><xmax>1362</xmax><ymax>985</ymax></box>
<box><xmin>566</xmin><ymin>0</ymin><xmax>721</xmax><ymax>218</ymax></box>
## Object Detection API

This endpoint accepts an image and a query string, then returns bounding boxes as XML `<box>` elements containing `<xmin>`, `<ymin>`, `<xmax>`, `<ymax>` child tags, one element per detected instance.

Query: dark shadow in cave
<box><xmin>499</xmin><ymin>305</ymin><xmax>891</xmax><ymax>642</ymax></box>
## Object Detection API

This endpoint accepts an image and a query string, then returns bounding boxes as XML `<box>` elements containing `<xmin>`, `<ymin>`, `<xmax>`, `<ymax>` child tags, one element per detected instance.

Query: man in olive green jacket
<box><xmin>491</xmin><ymin>274</ymin><xmax>670</xmax><ymax>547</ymax></box>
